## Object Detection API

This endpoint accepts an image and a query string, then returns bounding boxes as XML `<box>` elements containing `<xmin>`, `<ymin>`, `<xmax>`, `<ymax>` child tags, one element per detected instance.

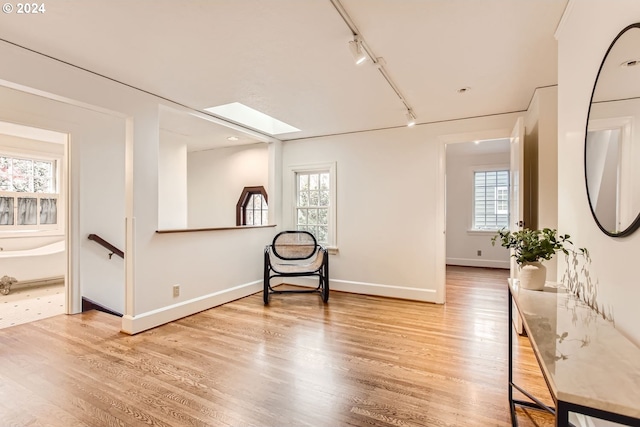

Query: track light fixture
<box><xmin>331</xmin><ymin>0</ymin><xmax>417</xmax><ymax>128</ymax></box>
<box><xmin>348</xmin><ymin>35</ymin><xmax>368</xmax><ymax>65</ymax></box>
<box><xmin>406</xmin><ymin>110</ymin><xmax>416</xmax><ymax>127</ymax></box>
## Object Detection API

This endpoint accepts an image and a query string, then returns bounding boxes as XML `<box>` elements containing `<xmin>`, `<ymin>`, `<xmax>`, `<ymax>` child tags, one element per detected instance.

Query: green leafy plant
<box><xmin>491</xmin><ymin>228</ymin><xmax>581</xmax><ymax>265</ymax></box>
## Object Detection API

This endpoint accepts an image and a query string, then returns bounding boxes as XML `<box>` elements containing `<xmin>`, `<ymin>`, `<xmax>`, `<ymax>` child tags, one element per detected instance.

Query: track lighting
<box><xmin>348</xmin><ymin>35</ymin><xmax>368</xmax><ymax>65</ymax></box>
<box><xmin>406</xmin><ymin>110</ymin><xmax>416</xmax><ymax>127</ymax></box>
<box><xmin>332</xmin><ymin>0</ymin><xmax>417</xmax><ymax>128</ymax></box>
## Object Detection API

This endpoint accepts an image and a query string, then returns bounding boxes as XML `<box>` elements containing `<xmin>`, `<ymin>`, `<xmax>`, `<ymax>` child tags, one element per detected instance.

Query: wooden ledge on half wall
<box><xmin>156</xmin><ymin>224</ymin><xmax>277</xmax><ymax>234</ymax></box>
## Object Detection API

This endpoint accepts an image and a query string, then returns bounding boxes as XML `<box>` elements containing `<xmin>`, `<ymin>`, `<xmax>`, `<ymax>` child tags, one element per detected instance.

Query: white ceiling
<box><xmin>592</xmin><ymin>25</ymin><xmax>640</xmax><ymax>103</ymax></box>
<box><xmin>0</xmin><ymin>0</ymin><xmax>568</xmax><ymax>145</ymax></box>
<box><xmin>446</xmin><ymin>138</ymin><xmax>510</xmax><ymax>157</ymax></box>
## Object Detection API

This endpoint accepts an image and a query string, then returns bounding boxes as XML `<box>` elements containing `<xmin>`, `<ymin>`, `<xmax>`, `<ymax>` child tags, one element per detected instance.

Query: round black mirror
<box><xmin>585</xmin><ymin>23</ymin><xmax>640</xmax><ymax>237</ymax></box>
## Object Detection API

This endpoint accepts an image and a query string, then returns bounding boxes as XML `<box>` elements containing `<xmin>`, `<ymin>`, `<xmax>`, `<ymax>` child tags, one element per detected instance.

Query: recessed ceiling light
<box><xmin>227</xmin><ymin>136</ymin><xmax>239</xmax><ymax>141</ymax></box>
<box><xmin>204</xmin><ymin>102</ymin><xmax>300</xmax><ymax>136</ymax></box>
<box><xmin>620</xmin><ymin>59</ymin><xmax>640</xmax><ymax>67</ymax></box>
<box><xmin>474</xmin><ymin>140</ymin><xmax>481</xmax><ymax>145</ymax></box>
<box><xmin>458</xmin><ymin>87</ymin><xmax>471</xmax><ymax>94</ymax></box>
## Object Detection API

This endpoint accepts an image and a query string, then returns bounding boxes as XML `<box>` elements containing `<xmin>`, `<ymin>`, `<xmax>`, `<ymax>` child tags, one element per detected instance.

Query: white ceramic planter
<box><xmin>519</xmin><ymin>261</ymin><xmax>546</xmax><ymax>291</ymax></box>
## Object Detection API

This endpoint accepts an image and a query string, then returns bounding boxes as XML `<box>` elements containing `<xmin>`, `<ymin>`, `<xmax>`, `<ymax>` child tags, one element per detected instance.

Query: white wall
<box><xmin>525</xmin><ymin>86</ymin><xmax>560</xmax><ymax>280</ymax></box>
<box><xmin>557</xmin><ymin>0</ymin><xmax>640</xmax><ymax>347</ymax></box>
<box><xmin>158</xmin><ymin>131</ymin><xmax>188</xmax><ymax>229</ymax></box>
<box><xmin>282</xmin><ymin>113</ymin><xmax>520</xmax><ymax>303</ymax></box>
<box><xmin>0</xmin><ymin>85</ymin><xmax>126</xmax><ymax>313</ymax></box>
<box><xmin>529</xmin><ymin>86</ymin><xmax>559</xmax><ymax>232</ymax></box>
<box><xmin>0</xmin><ymin>39</ymin><xmax>277</xmax><ymax>333</ymax></box>
<box><xmin>445</xmin><ymin>149</ymin><xmax>510</xmax><ymax>268</ymax></box>
<box><xmin>188</xmin><ymin>144</ymin><xmax>269</xmax><ymax>228</ymax></box>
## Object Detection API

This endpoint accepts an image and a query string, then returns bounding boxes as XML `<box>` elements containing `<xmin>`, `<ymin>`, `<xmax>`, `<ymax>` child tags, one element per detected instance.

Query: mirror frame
<box><xmin>584</xmin><ymin>22</ymin><xmax>640</xmax><ymax>238</ymax></box>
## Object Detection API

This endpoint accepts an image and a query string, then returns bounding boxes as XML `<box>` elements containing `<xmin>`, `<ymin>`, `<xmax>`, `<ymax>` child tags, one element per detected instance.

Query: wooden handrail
<box><xmin>88</xmin><ymin>234</ymin><xmax>124</xmax><ymax>259</ymax></box>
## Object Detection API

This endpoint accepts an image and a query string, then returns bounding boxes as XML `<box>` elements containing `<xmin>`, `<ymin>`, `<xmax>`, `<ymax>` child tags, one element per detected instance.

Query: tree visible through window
<box><xmin>0</xmin><ymin>154</ymin><xmax>58</xmax><ymax>228</ymax></box>
<box><xmin>474</xmin><ymin>170</ymin><xmax>509</xmax><ymax>230</ymax></box>
<box><xmin>0</xmin><ymin>156</ymin><xmax>54</xmax><ymax>193</ymax></box>
<box><xmin>296</xmin><ymin>171</ymin><xmax>330</xmax><ymax>244</ymax></box>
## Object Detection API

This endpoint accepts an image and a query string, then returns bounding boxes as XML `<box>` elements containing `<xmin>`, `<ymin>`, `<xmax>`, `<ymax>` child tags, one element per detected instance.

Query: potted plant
<box><xmin>491</xmin><ymin>228</ymin><xmax>574</xmax><ymax>291</ymax></box>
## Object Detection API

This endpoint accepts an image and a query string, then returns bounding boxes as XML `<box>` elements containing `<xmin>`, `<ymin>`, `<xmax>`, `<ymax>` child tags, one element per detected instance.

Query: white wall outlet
<box><xmin>173</xmin><ymin>285</ymin><xmax>180</xmax><ymax>297</ymax></box>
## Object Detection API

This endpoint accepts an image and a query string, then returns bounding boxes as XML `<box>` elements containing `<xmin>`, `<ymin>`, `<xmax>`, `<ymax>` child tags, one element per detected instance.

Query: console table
<box><xmin>508</xmin><ymin>280</ymin><xmax>640</xmax><ymax>426</ymax></box>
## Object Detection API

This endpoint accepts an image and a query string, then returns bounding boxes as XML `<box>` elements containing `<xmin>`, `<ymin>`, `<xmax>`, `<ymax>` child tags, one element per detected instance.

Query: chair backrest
<box><xmin>272</xmin><ymin>231</ymin><xmax>317</xmax><ymax>260</ymax></box>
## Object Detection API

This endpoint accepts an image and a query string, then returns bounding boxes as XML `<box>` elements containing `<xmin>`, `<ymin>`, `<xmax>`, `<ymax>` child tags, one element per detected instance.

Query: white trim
<box><xmin>325</xmin><ymin>246</ymin><xmax>339</xmax><ymax>255</ymax></box>
<box><xmin>286</xmin><ymin>161</ymin><xmax>337</xmax><ymax>247</ymax></box>
<box><xmin>446</xmin><ymin>258</ymin><xmax>510</xmax><ymax>269</ymax></box>
<box><xmin>471</xmin><ymin>166</ymin><xmax>510</xmax><ymax>231</ymax></box>
<box><xmin>586</xmin><ymin>116</ymin><xmax>634</xmax><ymax>232</ymax></box>
<box><xmin>587</xmin><ymin>116</ymin><xmax>633</xmax><ymax>133</ymax></box>
<box><xmin>554</xmin><ymin>0</ymin><xmax>576</xmax><ymax>41</ymax></box>
<box><xmin>65</xmin><ymin>132</ymin><xmax>78</xmax><ymax>314</ymax></box>
<box><xmin>285</xmin><ymin>277</ymin><xmax>438</xmax><ymax>303</ymax></box>
<box><xmin>124</xmin><ymin>118</ymin><xmax>135</xmax><ymax>320</ymax></box>
<box><xmin>439</xmin><ymin>126</ymin><xmax>516</xmax><ymax>310</ymax></box>
<box><xmin>435</xmin><ymin>141</ymin><xmax>446</xmax><ymax>304</ymax></box>
<box><xmin>466</xmin><ymin>229</ymin><xmax>500</xmax><ymax>236</ymax></box>
<box><xmin>0</xmin><ymin>144</ymin><xmax>64</xmax><ymax>236</ymax></box>
<box><xmin>121</xmin><ymin>279</ymin><xmax>263</xmax><ymax>335</ymax></box>
<box><xmin>0</xmin><ymin>121</ymin><xmax>67</xmax><ymax>144</ymax></box>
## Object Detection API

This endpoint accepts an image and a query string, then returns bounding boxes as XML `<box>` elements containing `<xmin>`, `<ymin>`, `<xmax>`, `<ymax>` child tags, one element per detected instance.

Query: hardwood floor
<box><xmin>0</xmin><ymin>266</ymin><xmax>554</xmax><ymax>426</ymax></box>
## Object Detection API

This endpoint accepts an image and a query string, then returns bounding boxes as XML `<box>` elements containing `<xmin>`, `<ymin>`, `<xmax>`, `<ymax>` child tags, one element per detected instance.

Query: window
<box><xmin>0</xmin><ymin>154</ymin><xmax>59</xmax><ymax>230</ymax></box>
<box><xmin>236</xmin><ymin>186</ymin><xmax>268</xmax><ymax>226</ymax></box>
<box><xmin>289</xmin><ymin>162</ymin><xmax>336</xmax><ymax>247</ymax></box>
<box><xmin>0</xmin><ymin>156</ymin><xmax>55</xmax><ymax>193</ymax></box>
<box><xmin>473</xmin><ymin>170</ymin><xmax>509</xmax><ymax>230</ymax></box>
<box><xmin>296</xmin><ymin>171</ymin><xmax>330</xmax><ymax>243</ymax></box>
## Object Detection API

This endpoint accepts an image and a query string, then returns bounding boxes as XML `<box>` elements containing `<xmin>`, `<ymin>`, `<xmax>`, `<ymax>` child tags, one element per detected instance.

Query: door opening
<box><xmin>0</xmin><ymin>121</ymin><xmax>69</xmax><ymax>329</ymax></box>
<box><xmin>441</xmin><ymin>132</ymin><xmax>513</xmax><ymax>305</ymax></box>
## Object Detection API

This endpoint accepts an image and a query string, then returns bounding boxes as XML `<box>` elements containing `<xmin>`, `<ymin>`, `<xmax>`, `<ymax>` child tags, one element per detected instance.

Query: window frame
<box><xmin>471</xmin><ymin>166</ymin><xmax>510</xmax><ymax>232</ymax></box>
<box><xmin>287</xmin><ymin>162</ymin><xmax>337</xmax><ymax>249</ymax></box>
<box><xmin>0</xmin><ymin>151</ymin><xmax>61</xmax><ymax>233</ymax></box>
<box><xmin>0</xmin><ymin>154</ymin><xmax>57</xmax><ymax>193</ymax></box>
<box><xmin>235</xmin><ymin>185</ymin><xmax>268</xmax><ymax>226</ymax></box>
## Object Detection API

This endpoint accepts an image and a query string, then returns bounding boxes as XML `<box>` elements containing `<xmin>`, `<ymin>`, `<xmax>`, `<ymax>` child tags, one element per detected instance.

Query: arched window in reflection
<box><xmin>236</xmin><ymin>186</ymin><xmax>268</xmax><ymax>226</ymax></box>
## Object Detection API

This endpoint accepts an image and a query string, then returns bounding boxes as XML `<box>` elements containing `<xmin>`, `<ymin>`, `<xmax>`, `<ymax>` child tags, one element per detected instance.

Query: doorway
<box><xmin>441</xmin><ymin>136</ymin><xmax>512</xmax><ymax>303</ymax></box>
<box><xmin>0</xmin><ymin>83</ymin><xmax>128</xmax><ymax>324</ymax></box>
<box><xmin>0</xmin><ymin>121</ymin><xmax>69</xmax><ymax>329</ymax></box>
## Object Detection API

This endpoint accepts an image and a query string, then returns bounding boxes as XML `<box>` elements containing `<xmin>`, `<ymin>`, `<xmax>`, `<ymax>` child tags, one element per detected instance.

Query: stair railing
<box><xmin>87</xmin><ymin>234</ymin><xmax>124</xmax><ymax>259</ymax></box>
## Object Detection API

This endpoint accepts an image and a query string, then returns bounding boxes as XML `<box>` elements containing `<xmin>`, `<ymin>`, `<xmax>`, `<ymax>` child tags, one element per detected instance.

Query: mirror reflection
<box><xmin>158</xmin><ymin>106</ymin><xmax>269</xmax><ymax>230</ymax></box>
<box><xmin>586</xmin><ymin>23</ymin><xmax>640</xmax><ymax>237</ymax></box>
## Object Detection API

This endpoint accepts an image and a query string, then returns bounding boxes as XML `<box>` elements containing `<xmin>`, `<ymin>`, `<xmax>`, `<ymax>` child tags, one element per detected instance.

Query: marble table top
<box><xmin>509</xmin><ymin>281</ymin><xmax>640</xmax><ymax>420</ymax></box>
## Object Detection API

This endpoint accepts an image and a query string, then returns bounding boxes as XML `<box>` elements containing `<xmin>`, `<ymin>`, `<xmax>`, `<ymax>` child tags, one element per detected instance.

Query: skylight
<box><xmin>204</xmin><ymin>102</ymin><xmax>300</xmax><ymax>136</ymax></box>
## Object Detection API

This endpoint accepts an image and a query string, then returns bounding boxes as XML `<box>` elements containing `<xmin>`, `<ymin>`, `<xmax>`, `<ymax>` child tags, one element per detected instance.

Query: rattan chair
<box><xmin>263</xmin><ymin>230</ymin><xmax>329</xmax><ymax>305</ymax></box>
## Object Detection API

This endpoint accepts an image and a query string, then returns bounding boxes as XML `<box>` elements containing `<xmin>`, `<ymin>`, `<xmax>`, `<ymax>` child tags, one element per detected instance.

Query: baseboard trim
<box><xmin>121</xmin><ymin>280</ymin><xmax>263</xmax><ymax>335</ymax></box>
<box><xmin>122</xmin><ymin>276</ymin><xmax>441</xmax><ymax>334</ymax></box>
<box><xmin>283</xmin><ymin>277</ymin><xmax>438</xmax><ymax>303</ymax></box>
<box><xmin>446</xmin><ymin>258</ymin><xmax>509</xmax><ymax>269</ymax></box>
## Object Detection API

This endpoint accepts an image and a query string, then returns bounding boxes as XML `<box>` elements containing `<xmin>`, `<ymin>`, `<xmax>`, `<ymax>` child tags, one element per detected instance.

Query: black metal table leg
<box><xmin>508</xmin><ymin>286</ymin><xmax>518</xmax><ymax>426</ymax></box>
<box><xmin>555</xmin><ymin>401</ymin><xmax>568</xmax><ymax>427</ymax></box>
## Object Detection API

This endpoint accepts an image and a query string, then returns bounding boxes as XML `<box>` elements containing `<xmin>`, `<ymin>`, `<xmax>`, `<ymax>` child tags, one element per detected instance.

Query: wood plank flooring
<box><xmin>0</xmin><ymin>266</ymin><xmax>554</xmax><ymax>426</ymax></box>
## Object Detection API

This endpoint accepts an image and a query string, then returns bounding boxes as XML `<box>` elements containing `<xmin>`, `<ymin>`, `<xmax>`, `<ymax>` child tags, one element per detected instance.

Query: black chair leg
<box><xmin>263</xmin><ymin>270</ymin><xmax>270</xmax><ymax>305</ymax></box>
